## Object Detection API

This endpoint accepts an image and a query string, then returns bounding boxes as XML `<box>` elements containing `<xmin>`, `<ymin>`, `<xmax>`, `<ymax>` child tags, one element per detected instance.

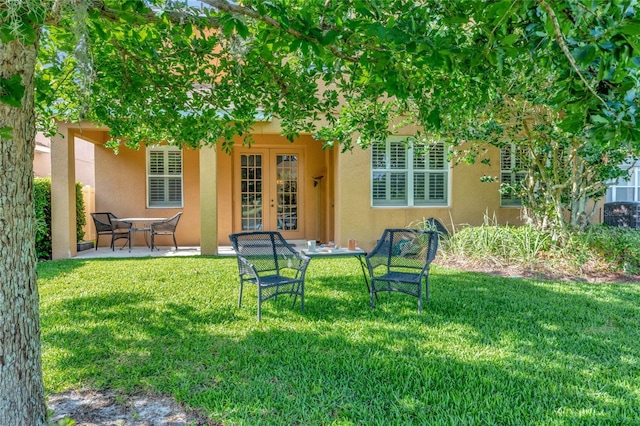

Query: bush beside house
<box><xmin>34</xmin><ymin>177</ymin><xmax>86</xmax><ymax>260</ymax></box>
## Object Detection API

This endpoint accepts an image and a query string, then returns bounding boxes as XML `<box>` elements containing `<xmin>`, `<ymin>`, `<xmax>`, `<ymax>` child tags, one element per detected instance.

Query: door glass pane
<box><xmin>241</xmin><ymin>154</ymin><xmax>263</xmax><ymax>230</ymax></box>
<box><xmin>276</xmin><ymin>154</ymin><xmax>298</xmax><ymax>231</ymax></box>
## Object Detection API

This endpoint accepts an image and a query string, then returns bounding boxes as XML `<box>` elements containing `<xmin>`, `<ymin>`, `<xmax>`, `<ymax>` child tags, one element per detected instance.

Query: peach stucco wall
<box><xmin>94</xmin><ymin>131</ymin><xmax>329</xmax><ymax>248</ymax></box>
<box><xmin>93</xmin><ymin>131</ymin><xmax>522</xmax><ymax>251</ymax></box>
<box><xmin>94</xmin><ymin>144</ymin><xmax>201</xmax><ymax>247</ymax></box>
<box><xmin>334</xmin><ymin>143</ymin><xmax>523</xmax><ymax>252</ymax></box>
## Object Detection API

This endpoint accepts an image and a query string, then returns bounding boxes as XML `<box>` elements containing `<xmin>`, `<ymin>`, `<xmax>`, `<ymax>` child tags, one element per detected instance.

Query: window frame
<box><xmin>370</xmin><ymin>137</ymin><xmax>450</xmax><ymax>208</ymax></box>
<box><xmin>146</xmin><ymin>145</ymin><xmax>184</xmax><ymax>209</ymax></box>
<box><xmin>606</xmin><ymin>160</ymin><xmax>640</xmax><ymax>203</ymax></box>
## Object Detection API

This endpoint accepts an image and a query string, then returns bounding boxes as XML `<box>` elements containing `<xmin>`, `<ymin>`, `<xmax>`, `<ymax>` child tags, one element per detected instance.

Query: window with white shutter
<box><xmin>147</xmin><ymin>146</ymin><xmax>183</xmax><ymax>208</ymax></box>
<box><xmin>371</xmin><ymin>137</ymin><xmax>449</xmax><ymax>207</ymax></box>
<box><xmin>500</xmin><ymin>144</ymin><xmax>526</xmax><ymax>207</ymax></box>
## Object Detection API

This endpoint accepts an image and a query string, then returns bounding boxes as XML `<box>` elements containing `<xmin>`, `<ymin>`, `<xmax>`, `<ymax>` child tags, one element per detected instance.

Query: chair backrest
<box><xmin>423</xmin><ymin>217</ymin><xmax>449</xmax><ymax>238</ymax></box>
<box><xmin>369</xmin><ymin>228</ymin><xmax>438</xmax><ymax>272</ymax></box>
<box><xmin>152</xmin><ymin>212</ymin><xmax>182</xmax><ymax>232</ymax></box>
<box><xmin>91</xmin><ymin>212</ymin><xmax>116</xmax><ymax>233</ymax></box>
<box><xmin>229</xmin><ymin>231</ymin><xmax>298</xmax><ymax>275</ymax></box>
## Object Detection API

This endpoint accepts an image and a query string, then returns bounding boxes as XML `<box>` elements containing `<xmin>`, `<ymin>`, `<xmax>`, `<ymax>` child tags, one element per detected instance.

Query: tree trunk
<box><xmin>0</xmin><ymin>34</ymin><xmax>47</xmax><ymax>425</ymax></box>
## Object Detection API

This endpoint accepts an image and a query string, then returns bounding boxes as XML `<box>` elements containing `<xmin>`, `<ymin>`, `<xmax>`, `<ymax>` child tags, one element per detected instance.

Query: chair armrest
<box><xmin>291</xmin><ymin>254</ymin><xmax>311</xmax><ymax>272</ymax></box>
<box><xmin>237</xmin><ymin>255</ymin><xmax>261</xmax><ymax>279</ymax></box>
<box><xmin>365</xmin><ymin>251</ymin><xmax>389</xmax><ymax>269</ymax></box>
<box><xmin>279</xmin><ymin>252</ymin><xmax>310</xmax><ymax>272</ymax></box>
<box><xmin>113</xmin><ymin>221</ymin><xmax>132</xmax><ymax>230</ymax></box>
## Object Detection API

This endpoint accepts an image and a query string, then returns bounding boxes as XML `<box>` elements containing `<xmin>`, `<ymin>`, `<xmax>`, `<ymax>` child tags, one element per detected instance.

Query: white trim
<box><xmin>370</xmin><ymin>137</ymin><xmax>451</xmax><ymax>208</ymax></box>
<box><xmin>146</xmin><ymin>146</ymin><xmax>184</xmax><ymax>208</ymax></box>
<box><xmin>606</xmin><ymin>161</ymin><xmax>640</xmax><ymax>203</ymax></box>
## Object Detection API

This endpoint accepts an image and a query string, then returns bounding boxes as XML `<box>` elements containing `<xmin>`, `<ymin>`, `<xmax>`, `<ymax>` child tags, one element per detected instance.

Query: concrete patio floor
<box><xmin>73</xmin><ymin>238</ymin><xmax>308</xmax><ymax>259</ymax></box>
<box><xmin>74</xmin><ymin>245</ymin><xmax>235</xmax><ymax>259</ymax></box>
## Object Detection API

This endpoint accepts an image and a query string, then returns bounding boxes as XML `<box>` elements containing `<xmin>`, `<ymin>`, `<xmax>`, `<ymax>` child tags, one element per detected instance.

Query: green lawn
<box><xmin>38</xmin><ymin>257</ymin><xmax>640</xmax><ymax>425</ymax></box>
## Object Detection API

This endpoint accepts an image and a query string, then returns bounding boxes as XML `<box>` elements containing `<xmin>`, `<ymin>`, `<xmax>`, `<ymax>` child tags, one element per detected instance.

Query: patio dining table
<box><xmin>114</xmin><ymin>217</ymin><xmax>166</xmax><ymax>252</ymax></box>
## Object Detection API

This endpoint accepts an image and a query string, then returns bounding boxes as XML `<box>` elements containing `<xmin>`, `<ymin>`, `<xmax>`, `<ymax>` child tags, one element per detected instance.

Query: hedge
<box><xmin>34</xmin><ymin>177</ymin><xmax>86</xmax><ymax>260</ymax></box>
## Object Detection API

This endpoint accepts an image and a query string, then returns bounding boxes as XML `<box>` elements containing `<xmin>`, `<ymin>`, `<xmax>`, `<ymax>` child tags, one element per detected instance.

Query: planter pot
<box><xmin>77</xmin><ymin>241</ymin><xmax>94</xmax><ymax>251</ymax></box>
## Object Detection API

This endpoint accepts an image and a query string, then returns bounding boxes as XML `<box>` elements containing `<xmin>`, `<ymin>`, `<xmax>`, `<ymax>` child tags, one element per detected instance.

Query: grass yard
<box><xmin>38</xmin><ymin>256</ymin><xmax>640</xmax><ymax>425</ymax></box>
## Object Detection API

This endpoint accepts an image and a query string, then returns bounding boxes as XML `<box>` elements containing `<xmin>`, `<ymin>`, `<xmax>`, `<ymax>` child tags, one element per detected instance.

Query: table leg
<box><xmin>129</xmin><ymin>228</ymin><xmax>150</xmax><ymax>252</ymax></box>
<box><xmin>355</xmin><ymin>255</ymin><xmax>378</xmax><ymax>301</ymax></box>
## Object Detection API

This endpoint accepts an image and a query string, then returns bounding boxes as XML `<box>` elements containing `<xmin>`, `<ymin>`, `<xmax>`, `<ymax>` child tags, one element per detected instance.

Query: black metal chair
<box><xmin>424</xmin><ymin>217</ymin><xmax>449</xmax><ymax>238</ymax></box>
<box><xmin>90</xmin><ymin>212</ymin><xmax>132</xmax><ymax>250</ymax></box>
<box><xmin>229</xmin><ymin>231</ymin><xmax>310</xmax><ymax>321</ymax></box>
<box><xmin>150</xmin><ymin>212</ymin><xmax>182</xmax><ymax>251</ymax></box>
<box><xmin>366</xmin><ymin>228</ymin><xmax>439</xmax><ymax>313</ymax></box>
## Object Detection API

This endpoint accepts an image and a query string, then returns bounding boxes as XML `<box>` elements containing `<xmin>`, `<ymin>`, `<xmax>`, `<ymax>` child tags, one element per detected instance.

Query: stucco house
<box><xmin>50</xmin><ymin>118</ymin><xmax>535</xmax><ymax>259</ymax></box>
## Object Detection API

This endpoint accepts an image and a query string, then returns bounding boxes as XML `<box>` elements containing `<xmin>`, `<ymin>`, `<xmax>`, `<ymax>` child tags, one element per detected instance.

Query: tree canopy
<box><xmin>33</xmin><ymin>0</ymin><xmax>640</xmax><ymax>153</ymax></box>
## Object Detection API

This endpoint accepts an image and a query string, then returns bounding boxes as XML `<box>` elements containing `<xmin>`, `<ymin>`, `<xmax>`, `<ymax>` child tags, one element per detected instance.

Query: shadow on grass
<box><xmin>39</xmin><ymin>257</ymin><xmax>640</xmax><ymax>424</ymax></box>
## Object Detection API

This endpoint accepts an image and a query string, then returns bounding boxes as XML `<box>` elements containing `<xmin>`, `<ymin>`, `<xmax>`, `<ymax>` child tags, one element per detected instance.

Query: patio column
<box><xmin>51</xmin><ymin>124</ymin><xmax>77</xmax><ymax>259</ymax></box>
<box><xmin>200</xmin><ymin>145</ymin><xmax>218</xmax><ymax>255</ymax></box>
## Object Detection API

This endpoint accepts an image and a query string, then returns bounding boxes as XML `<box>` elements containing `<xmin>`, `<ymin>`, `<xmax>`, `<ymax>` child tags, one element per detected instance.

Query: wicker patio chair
<box><xmin>229</xmin><ymin>231</ymin><xmax>310</xmax><ymax>321</ymax></box>
<box><xmin>90</xmin><ymin>212</ymin><xmax>132</xmax><ymax>250</ymax></box>
<box><xmin>366</xmin><ymin>228</ymin><xmax>439</xmax><ymax>313</ymax></box>
<box><xmin>150</xmin><ymin>212</ymin><xmax>182</xmax><ymax>251</ymax></box>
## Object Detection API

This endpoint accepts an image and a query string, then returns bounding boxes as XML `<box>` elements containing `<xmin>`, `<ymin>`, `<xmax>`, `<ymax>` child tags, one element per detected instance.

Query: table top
<box><xmin>114</xmin><ymin>217</ymin><xmax>166</xmax><ymax>222</ymax></box>
<box><xmin>301</xmin><ymin>248</ymin><xmax>367</xmax><ymax>257</ymax></box>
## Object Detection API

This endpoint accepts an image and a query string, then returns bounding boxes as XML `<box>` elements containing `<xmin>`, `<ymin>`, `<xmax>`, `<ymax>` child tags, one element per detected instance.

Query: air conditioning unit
<box><xmin>603</xmin><ymin>202</ymin><xmax>640</xmax><ymax>228</ymax></box>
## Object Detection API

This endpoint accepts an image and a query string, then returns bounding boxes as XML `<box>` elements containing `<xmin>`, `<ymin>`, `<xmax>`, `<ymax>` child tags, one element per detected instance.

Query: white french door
<box><xmin>234</xmin><ymin>148</ymin><xmax>304</xmax><ymax>239</ymax></box>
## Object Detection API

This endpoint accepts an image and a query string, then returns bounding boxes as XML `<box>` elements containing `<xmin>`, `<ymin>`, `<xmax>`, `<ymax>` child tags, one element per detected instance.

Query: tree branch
<box><xmin>537</xmin><ymin>0</ymin><xmax>608</xmax><ymax>108</ymax></box>
<box><xmin>204</xmin><ymin>0</ymin><xmax>360</xmax><ymax>62</ymax></box>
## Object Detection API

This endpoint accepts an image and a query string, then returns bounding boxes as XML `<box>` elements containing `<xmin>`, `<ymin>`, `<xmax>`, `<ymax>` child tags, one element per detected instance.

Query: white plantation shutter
<box><xmin>500</xmin><ymin>144</ymin><xmax>526</xmax><ymax>207</ymax></box>
<box><xmin>147</xmin><ymin>147</ymin><xmax>183</xmax><ymax>208</ymax></box>
<box><xmin>372</xmin><ymin>138</ymin><xmax>449</xmax><ymax>207</ymax></box>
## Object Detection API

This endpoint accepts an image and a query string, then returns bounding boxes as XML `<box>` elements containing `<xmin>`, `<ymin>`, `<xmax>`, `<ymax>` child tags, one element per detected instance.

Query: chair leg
<box><xmin>257</xmin><ymin>286</ymin><xmax>262</xmax><ymax>321</ymax></box>
<box><xmin>172</xmin><ymin>234</ymin><xmax>177</xmax><ymax>250</ymax></box>
<box><xmin>95</xmin><ymin>234</ymin><xmax>100</xmax><ymax>250</ymax></box>
<box><xmin>425</xmin><ymin>274</ymin><xmax>430</xmax><ymax>301</ymax></box>
<box><xmin>300</xmin><ymin>284</ymin><xmax>304</xmax><ymax>312</ymax></box>
<box><xmin>370</xmin><ymin>280</ymin><xmax>375</xmax><ymax>309</ymax></box>
<box><xmin>238</xmin><ymin>281</ymin><xmax>244</xmax><ymax>308</ymax></box>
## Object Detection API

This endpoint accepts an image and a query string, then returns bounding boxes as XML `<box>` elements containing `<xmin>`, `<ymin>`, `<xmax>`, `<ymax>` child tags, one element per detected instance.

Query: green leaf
<box><xmin>0</xmin><ymin>74</ymin><xmax>25</xmax><ymax>107</ymax></box>
<box><xmin>235</xmin><ymin>20</ymin><xmax>249</xmax><ymax>38</ymax></box>
<box><xmin>500</xmin><ymin>34</ymin><xmax>519</xmax><ymax>46</ymax></box>
<box><xmin>487</xmin><ymin>1</ymin><xmax>511</xmax><ymax>20</ymax></box>
<box><xmin>625</xmin><ymin>89</ymin><xmax>636</xmax><ymax>102</ymax></box>
<box><xmin>0</xmin><ymin>24</ymin><xmax>14</xmax><ymax>43</ymax></box>
<box><xmin>618</xmin><ymin>21</ymin><xmax>640</xmax><ymax>36</ymax></box>
<box><xmin>572</xmin><ymin>44</ymin><xmax>597</xmax><ymax>65</ymax></box>
<box><xmin>591</xmin><ymin>115</ymin><xmax>609</xmax><ymax>124</ymax></box>
<box><xmin>0</xmin><ymin>126</ymin><xmax>12</xmax><ymax>139</ymax></box>
<box><xmin>18</xmin><ymin>18</ymin><xmax>37</xmax><ymax>44</ymax></box>
<box><xmin>558</xmin><ymin>112</ymin><xmax>584</xmax><ymax>132</ymax></box>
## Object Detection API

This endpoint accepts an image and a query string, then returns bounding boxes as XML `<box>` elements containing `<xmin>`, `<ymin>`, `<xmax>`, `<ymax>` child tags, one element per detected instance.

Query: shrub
<box><xmin>33</xmin><ymin>177</ymin><xmax>87</xmax><ymax>260</ymax></box>
<box><xmin>580</xmin><ymin>225</ymin><xmax>640</xmax><ymax>273</ymax></box>
<box><xmin>75</xmin><ymin>183</ymin><xmax>86</xmax><ymax>242</ymax></box>
<box><xmin>34</xmin><ymin>177</ymin><xmax>52</xmax><ymax>260</ymax></box>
